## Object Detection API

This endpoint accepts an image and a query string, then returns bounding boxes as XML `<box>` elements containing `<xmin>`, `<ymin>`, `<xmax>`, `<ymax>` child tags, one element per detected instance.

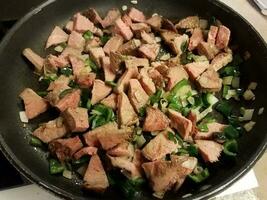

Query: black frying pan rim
<box><xmin>0</xmin><ymin>0</ymin><xmax>266</xmax><ymax>199</ymax></box>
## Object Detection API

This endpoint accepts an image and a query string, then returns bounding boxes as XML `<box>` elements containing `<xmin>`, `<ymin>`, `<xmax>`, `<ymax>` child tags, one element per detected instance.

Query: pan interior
<box><xmin>0</xmin><ymin>0</ymin><xmax>266</xmax><ymax>199</ymax></box>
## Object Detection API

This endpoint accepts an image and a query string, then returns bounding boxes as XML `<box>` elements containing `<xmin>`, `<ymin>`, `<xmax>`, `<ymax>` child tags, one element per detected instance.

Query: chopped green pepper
<box><xmin>138</xmin><ymin>106</ymin><xmax>146</xmax><ymax>117</ymax></box>
<box><xmin>223</xmin><ymin>139</ymin><xmax>238</xmax><ymax>157</ymax></box>
<box><xmin>58</xmin><ymin>67</ymin><xmax>73</xmax><ymax>77</ymax></box>
<box><xmin>85</xmin><ymin>58</ymin><xmax>99</xmax><ymax>73</ymax></box>
<box><xmin>29</xmin><ymin>135</ymin><xmax>43</xmax><ymax>147</ymax></box>
<box><xmin>105</xmin><ymin>81</ymin><xmax>117</xmax><ymax>88</ymax></box>
<box><xmin>180</xmin><ymin>41</ymin><xmax>188</xmax><ymax>53</ymax></box>
<box><xmin>83</xmin><ymin>30</ymin><xmax>93</xmax><ymax>40</ymax></box>
<box><xmin>189</xmin><ymin>168</ymin><xmax>210</xmax><ymax>183</ymax></box>
<box><xmin>72</xmin><ymin>156</ymin><xmax>90</xmax><ymax>166</ymax></box>
<box><xmin>59</xmin><ymin>88</ymin><xmax>73</xmax><ymax>99</ymax></box>
<box><xmin>223</xmin><ymin>125</ymin><xmax>239</xmax><ymax>139</ymax></box>
<box><xmin>49</xmin><ymin>159</ymin><xmax>65</xmax><ymax>175</ymax></box>
<box><xmin>215</xmin><ymin>101</ymin><xmax>232</xmax><ymax>117</ymax></box>
<box><xmin>149</xmin><ymin>89</ymin><xmax>163</xmax><ymax>105</ymax></box>
<box><xmin>168</xmin><ymin>131</ymin><xmax>177</xmax><ymax>144</ymax></box>
<box><xmin>37</xmin><ymin>91</ymin><xmax>48</xmax><ymax>97</ymax></box>
<box><xmin>100</xmin><ymin>34</ymin><xmax>111</xmax><ymax>45</ymax></box>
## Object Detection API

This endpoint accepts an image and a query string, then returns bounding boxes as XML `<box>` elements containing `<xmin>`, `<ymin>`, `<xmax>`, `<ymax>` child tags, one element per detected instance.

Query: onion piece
<box><xmin>231</xmin><ymin>77</ymin><xmax>240</xmax><ymax>88</ymax></box>
<box><xmin>63</xmin><ymin>169</ymin><xmax>72</xmax><ymax>179</ymax></box>
<box><xmin>244</xmin><ymin>121</ymin><xmax>256</xmax><ymax>132</ymax></box>
<box><xmin>243</xmin><ymin>89</ymin><xmax>255</xmax><ymax>100</ymax></box>
<box><xmin>258</xmin><ymin>107</ymin><xmax>264</xmax><ymax>115</ymax></box>
<box><xmin>19</xmin><ymin>111</ymin><xmax>28</xmax><ymax>123</ymax></box>
<box><xmin>121</xmin><ymin>5</ymin><xmax>128</xmax><ymax>11</ymax></box>
<box><xmin>222</xmin><ymin>76</ymin><xmax>233</xmax><ymax>85</ymax></box>
<box><xmin>239</xmin><ymin>108</ymin><xmax>254</xmax><ymax>121</ymax></box>
<box><xmin>248</xmin><ymin>82</ymin><xmax>257</xmax><ymax>90</ymax></box>
<box><xmin>54</xmin><ymin>45</ymin><xmax>64</xmax><ymax>53</ymax></box>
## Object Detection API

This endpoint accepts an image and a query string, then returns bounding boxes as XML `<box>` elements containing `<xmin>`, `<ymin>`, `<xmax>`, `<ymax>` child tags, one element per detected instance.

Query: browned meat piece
<box><xmin>62</xmin><ymin>107</ymin><xmax>89</xmax><ymax>132</ymax></box>
<box><xmin>48</xmin><ymin>136</ymin><xmax>83</xmax><ymax>161</ymax></box>
<box><xmin>110</xmin><ymin>52</ymin><xmax>127</xmax><ymax>72</ymax></box>
<box><xmin>194</xmin><ymin>122</ymin><xmax>227</xmax><ymax>140</ymax></box>
<box><xmin>73</xmin><ymin>13</ymin><xmax>96</xmax><ymax>33</ymax></box>
<box><xmin>197</xmin><ymin>41</ymin><xmax>220</xmax><ymax>60</ymax></box>
<box><xmin>47</xmin><ymin>75</ymin><xmax>70</xmax><ymax>91</ymax></box>
<box><xmin>83</xmin><ymin>8</ymin><xmax>102</xmax><ymax>25</ymax></box>
<box><xmin>176</xmin><ymin>16</ymin><xmax>200</xmax><ymax>29</ymax></box>
<box><xmin>138</xmin><ymin>43</ymin><xmax>160</xmax><ymax>61</ymax></box>
<box><xmin>101</xmin><ymin>8</ymin><xmax>121</xmax><ymax>28</ymax></box>
<box><xmin>88</xmin><ymin>47</ymin><xmax>105</xmax><ymax>67</ymax></box>
<box><xmin>146</xmin><ymin>15</ymin><xmax>162</xmax><ymax>30</ymax></box>
<box><xmin>69</xmin><ymin>55</ymin><xmax>84</xmax><ymax>76</ymax></box>
<box><xmin>155</xmin><ymin>64</ymin><xmax>169</xmax><ymax>77</ymax></box>
<box><xmin>210</xmin><ymin>52</ymin><xmax>233</xmax><ymax>71</ymax></box>
<box><xmin>168</xmin><ymin>109</ymin><xmax>193</xmax><ymax>140</ymax></box>
<box><xmin>122</xmin><ymin>14</ymin><xmax>132</xmax><ymax>27</ymax></box>
<box><xmin>139</xmin><ymin>68</ymin><xmax>156</xmax><ymax>95</ymax></box>
<box><xmin>116</xmin><ymin>66</ymin><xmax>139</xmax><ymax>93</ymax></box>
<box><xmin>160</xmin><ymin>30</ymin><xmax>177</xmax><ymax>43</ymax></box>
<box><xmin>125</xmin><ymin>57</ymin><xmax>149</xmax><ymax>68</ymax></box>
<box><xmin>188</xmin><ymin>28</ymin><xmax>204</xmax><ymax>51</ymax></box>
<box><xmin>68</xmin><ymin>31</ymin><xmax>85</xmax><ymax>50</ymax></box>
<box><xmin>33</xmin><ymin>117</ymin><xmax>68</xmax><ymax>143</ymax></box>
<box><xmin>61</xmin><ymin>46</ymin><xmax>82</xmax><ymax>58</ymax></box>
<box><xmin>114</xmin><ymin>18</ymin><xmax>133</xmax><ymax>40</ymax></box>
<box><xmin>142</xmin><ymin>156</ymin><xmax>197</xmax><ymax>197</ymax></box>
<box><xmin>83</xmin><ymin>154</ymin><xmax>109</xmax><ymax>192</ymax></box>
<box><xmin>133</xmin><ymin>149</ymin><xmax>145</xmax><ymax>173</ymax></box>
<box><xmin>85</xmin><ymin>37</ymin><xmax>101</xmax><ymax>50</ymax></box>
<box><xmin>74</xmin><ymin>146</ymin><xmax>98</xmax><ymax>160</ymax></box>
<box><xmin>128</xmin><ymin>7</ymin><xmax>146</xmax><ymax>22</ymax></box>
<box><xmin>143</xmin><ymin>107</ymin><xmax>170</xmax><ymax>132</ymax></box>
<box><xmin>207</xmin><ymin>25</ymin><xmax>218</xmax><ymax>45</ymax></box>
<box><xmin>22</xmin><ymin>48</ymin><xmax>44</xmax><ymax>73</ymax></box>
<box><xmin>169</xmin><ymin>34</ymin><xmax>189</xmax><ymax>55</ymax></box>
<box><xmin>197</xmin><ymin>68</ymin><xmax>222</xmax><ymax>92</ymax></box>
<box><xmin>97</xmin><ymin>126</ymin><xmax>132</xmax><ymax>150</ymax></box>
<box><xmin>142</xmin><ymin>130</ymin><xmax>179</xmax><ymax>161</ymax></box>
<box><xmin>166</xmin><ymin>66</ymin><xmax>189</xmax><ymax>91</ymax></box>
<box><xmin>162</xmin><ymin>18</ymin><xmax>177</xmax><ymax>33</ymax></box>
<box><xmin>140</xmin><ymin>31</ymin><xmax>156</xmax><ymax>44</ymax></box>
<box><xmin>117</xmin><ymin>92</ymin><xmax>138</xmax><ymax>127</ymax></box>
<box><xmin>148</xmin><ymin>68</ymin><xmax>165</xmax><ymax>88</ymax></box>
<box><xmin>65</xmin><ymin>20</ymin><xmax>74</xmax><ymax>33</ymax></box>
<box><xmin>128</xmin><ymin>79</ymin><xmax>149</xmax><ymax>112</ymax></box>
<box><xmin>108</xmin><ymin>155</ymin><xmax>142</xmax><ymax>179</ymax></box>
<box><xmin>46</xmin><ymin>26</ymin><xmax>69</xmax><ymax>49</ymax></box>
<box><xmin>107</xmin><ymin>142</ymin><xmax>134</xmax><ymax>158</ymax></box>
<box><xmin>20</xmin><ymin>88</ymin><xmax>48</xmax><ymax>119</ymax></box>
<box><xmin>76</xmin><ymin>72</ymin><xmax>96</xmax><ymax>88</ymax></box>
<box><xmin>101</xmin><ymin>56</ymin><xmax>116</xmax><ymax>81</ymax></box>
<box><xmin>55</xmin><ymin>89</ymin><xmax>81</xmax><ymax>112</ymax></box>
<box><xmin>101</xmin><ymin>93</ymin><xmax>117</xmax><ymax>110</ymax></box>
<box><xmin>184</xmin><ymin>61</ymin><xmax>209</xmax><ymax>80</ymax></box>
<box><xmin>188</xmin><ymin>111</ymin><xmax>198</xmax><ymax>136</ymax></box>
<box><xmin>130</xmin><ymin>23</ymin><xmax>151</xmax><ymax>37</ymax></box>
<box><xmin>216</xmin><ymin>25</ymin><xmax>231</xmax><ymax>49</ymax></box>
<box><xmin>117</xmin><ymin>39</ymin><xmax>141</xmax><ymax>55</ymax></box>
<box><xmin>91</xmin><ymin>79</ymin><xmax>112</xmax><ymax>105</ymax></box>
<box><xmin>195</xmin><ymin>140</ymin><xmax>223</xmax><ymax>163</ymax></box>
<box><xmin>103</xmin><ymin>35</ymin><xmax>124</xmax><ymax>55</ymax></box>
<box><xmin>46</xmin><ymin>54</ymin><xmax>69</xmax><ymax>69</ymax></box>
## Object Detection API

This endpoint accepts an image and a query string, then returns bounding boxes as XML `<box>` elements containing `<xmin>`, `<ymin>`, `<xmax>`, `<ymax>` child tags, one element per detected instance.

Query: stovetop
<box><xmin>0</xmin><ymin>20</ymin><xmax>30</xmax><ymax>190</ymax></box>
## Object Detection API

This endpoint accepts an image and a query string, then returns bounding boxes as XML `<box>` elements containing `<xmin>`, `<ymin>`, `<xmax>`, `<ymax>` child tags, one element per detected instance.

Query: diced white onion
<box><xmin>19</xmin><ymin>111</ymin><xmax>28</xmax><ymax>123</ymax></box>
<box><xmin>222</xmin><ymin>76</ymin><xmax>233</xmax><ymax>85</ymax></box>
<box><xmin>155</xmin><ymin>36</ymin><xmax>161</xmax><ymax>43</ymax></box>
<box><xmin>153</xmin><ymin>192</ymin><xmax>164</xmax><ymax>199</ymax></box>
<box><xmin>160</xmin><ymin>53</ymin><xmax>171</xmax><ymax>61</ymax></box>
<box><xmin>152</xmin><ymin>13</ymin><xmax>159</xmax><ymax>17</ymax></box>
<box><xmin>231</xmin><ymin>77</ymin><xmax>240</xmax><ymax>88</ymax></box>
<box><xmin>81</xmin><ymin>54</ymin><xmax>89</xmax><ymax>60</ymax></box>
<box><xmin>225</xmin><ymin>89</ymin><xmax>237</xmax><ymax>100</ymax></box>
<box><xmin>239</xmin><ymin>108</ymin><xmax>254</xmax><ymax>121</ymax></box>
<box><xmin>243</xmin><ymin>89</ymin><xmax>255</xmax><ymax>101</ymax></box>
<box><xmin>248</xmin><ymin>82</ymin><xmax>257</xmax><ymax>90</ymax></box>
<box><xmin>122</xmin><ymin>5</ymin><xmax>128</xmax><ymax>11</ymax></box>
<box><xmin>54</xmin><ymin>45</ymin><xmax>64</xmax><ymax>53</ymax></box>
<box><xmin>63</xmin><ymin>169</ymin><xmax>72</xmax><ymax>179</ymax></box>
<box><xmin>182</xmin><ymin>193</ymin><xmax>192</xmax><ymax>198</ymax></box>
<box><xmin>258</xmin><ymin>107</ymin><xmax>264</xmax><ymax>115</ymax></box>
<box><xmin>244</xmin><ymin>121</ymin><xmax>256</xmax><ymax>132</ymax></box>
<box><xmin>130</xmin><ymin>0</ymin><xmax>138</xmax><ymax>5</ymax></box>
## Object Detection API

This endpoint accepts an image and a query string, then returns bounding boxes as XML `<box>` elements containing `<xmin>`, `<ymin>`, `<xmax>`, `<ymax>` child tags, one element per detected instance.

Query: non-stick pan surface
<box><xmin>0</xmin><ymin>0</ymin><xmax>267</xmax><ymax>199</ymax></box>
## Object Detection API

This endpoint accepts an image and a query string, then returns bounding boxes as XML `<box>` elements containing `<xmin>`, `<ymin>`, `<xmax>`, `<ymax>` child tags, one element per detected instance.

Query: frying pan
<box><xmin>0</xmin><ymin>0</ymin><xmax>266</xmax><ymax>199</ymax></box>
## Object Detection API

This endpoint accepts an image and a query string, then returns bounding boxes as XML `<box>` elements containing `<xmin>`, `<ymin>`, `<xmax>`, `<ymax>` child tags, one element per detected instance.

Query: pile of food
<box><xmin>19</xmin><ymin>6</ymin><xmax>261</xmax><ymax>199</ymax></box>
